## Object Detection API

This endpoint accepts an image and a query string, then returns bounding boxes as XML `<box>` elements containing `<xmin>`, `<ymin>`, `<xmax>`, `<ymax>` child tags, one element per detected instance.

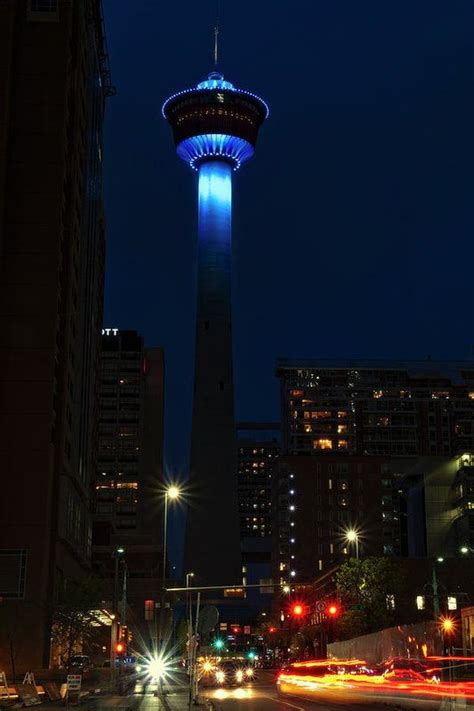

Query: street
<box><xmin>205</xmin><ymin>685</ymin><xmax>399</xmax><ymax>710</ymax></box>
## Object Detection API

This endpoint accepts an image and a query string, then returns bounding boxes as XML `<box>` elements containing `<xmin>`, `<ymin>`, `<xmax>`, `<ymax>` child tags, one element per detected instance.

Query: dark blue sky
<box><xmin>103</xmin><ymin>0</ymin><xmax>474</xmax><ymax>479</ymax></box>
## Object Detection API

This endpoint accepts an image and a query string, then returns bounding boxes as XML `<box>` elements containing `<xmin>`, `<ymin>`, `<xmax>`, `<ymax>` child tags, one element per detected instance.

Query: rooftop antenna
<box><xmin>213</xmin><ymin>0</ymin><xmax>220</xmax><ymax>68</ymax></box>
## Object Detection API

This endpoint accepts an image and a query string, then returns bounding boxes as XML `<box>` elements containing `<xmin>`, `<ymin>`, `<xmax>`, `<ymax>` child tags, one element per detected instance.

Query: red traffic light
<box><xmin>269</xmin><ymin>626</ymin><xmax>276</xmax><ymax>633</ymax></box>
<box><xmin>232</xmin><ymin>626</ymin><xmax>240</xmax><ymax>634</ymax></box>
<box><xmin>292</xmin><ymin>603</ymin><xmax>304</xmax><ymax>617</ymax></box>
<box><xmin>327</xmin><ymin>603</ymin><xmax>340</xmax><ymax>617</ymax></box>
<box><xmin>116</xmin><ymin>642</ymin><xmax>125</xmax><ymax>654</ymax></box>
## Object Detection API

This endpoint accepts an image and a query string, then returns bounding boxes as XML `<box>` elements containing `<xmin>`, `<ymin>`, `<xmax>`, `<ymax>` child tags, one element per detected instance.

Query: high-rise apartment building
<box><xmin>0</xmin><ymin>0</ymin><xmax>113</xmax><ymax>671</ymax></box>
<box><xmin>237</xmin><ymin>422</ymin><xmax>279</xmax><ymax>543</ymax></box>
<box><xmin>273</xmin><ymin>455</ymin><xmax>392</xmax><ymax>584</ymax></box>
<box><xmin>237</xmin><ymin>423</ymin><xmax>279</xmax><ymax>614</ymax></box>
<box><xmin>277</xmin><ymin>359</ymin><xmax>474</xmax><ymax>457</ymax></box>
<box><xmin>92</xmin><ymin>330</ymin><xmax>164</xmax><ymax>637</ymax></box>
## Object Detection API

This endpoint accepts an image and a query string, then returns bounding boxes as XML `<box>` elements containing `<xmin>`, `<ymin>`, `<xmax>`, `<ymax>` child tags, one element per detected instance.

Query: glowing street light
<box><xmin>345</xmin><ymin>529</ymin><xmax>359</xmax><ymax>559</ymax></box>
<box><xmin>460</xmin><ymin>546</ymin><xmax>469</xmax><ymax>554</ymax></box>
<box><xmin>160</xmin><ymin>485</ymin><xmax>182</xmax><ymax>648</ymax></box>
<box><xmin>167</xmin><ymin>485</ymin><xmax>181</xmax><ymax>500</ymax></box>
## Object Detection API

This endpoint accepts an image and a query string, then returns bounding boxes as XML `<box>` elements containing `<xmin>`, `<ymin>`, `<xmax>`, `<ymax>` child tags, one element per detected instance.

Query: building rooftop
<box><xmin>276</xmin><ymin>358</ymin><xmax>474</xmax><ymax>385</ymax></box>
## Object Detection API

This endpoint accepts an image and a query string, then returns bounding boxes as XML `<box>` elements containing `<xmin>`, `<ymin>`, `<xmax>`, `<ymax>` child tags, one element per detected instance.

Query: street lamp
<box><xmin>110</xmin><ymin>547</ymin><xmax>125</xmax><ymax>681</ymax></box>
<box><xmin>345</xmin><ymin>529</ymin><xmax>359</xmax><ymax>559</ymax></box>
<box><xmin>460</xmin><ymin>546</ymin><xmax>469</xmax><ymax>554</ymax></box>
<box><xmin>159</xmin><ymin>485</ymin><xmax>181</xmax><ymax>647</ymax></box>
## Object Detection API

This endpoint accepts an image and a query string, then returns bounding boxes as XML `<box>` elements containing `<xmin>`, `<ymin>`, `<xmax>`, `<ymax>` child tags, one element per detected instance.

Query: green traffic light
<box><xmin>247</xmin><ymin>651</ymin><xmax>256</xmax><ymax>660</ymax></box>
<box><xmin>214</xmin><ymin>638</ymin><xmax>224</xmax><ymax>650</ymax></box>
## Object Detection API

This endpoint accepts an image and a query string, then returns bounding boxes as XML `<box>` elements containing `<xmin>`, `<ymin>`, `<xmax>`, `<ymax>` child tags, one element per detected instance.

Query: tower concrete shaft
<box><xmin>187</xmin><ymin>160</ymin><xmax>241</xmax><ymax>585</ymax></box>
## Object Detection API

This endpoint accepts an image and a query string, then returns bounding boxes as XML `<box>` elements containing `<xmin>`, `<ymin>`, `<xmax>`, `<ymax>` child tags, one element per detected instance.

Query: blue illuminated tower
<box><xmin>163</xmin><ymin>72</ymin><xmax>268</xmax><ymax>586</ymax></box>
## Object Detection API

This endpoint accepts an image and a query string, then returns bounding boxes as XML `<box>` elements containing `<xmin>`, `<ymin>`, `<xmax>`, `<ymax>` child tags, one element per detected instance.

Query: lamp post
<box><xmin>110</xmin><ymin>547</ymin><xmax>125</xmax><ymax>683</ymax></box>
<box><xmin>345</xmin><ymin>529</ymin><xmax>359</xmax><ymax>559</ymax></box>
<box><xmin>159</xmin><ymin>486</ymin><xmax>181</xmax><ymax>648</ymax></box>
<box><xmin>185</xmin><ymin>572</ymin><xmax>194</xmax><ymax>707</ymax></box>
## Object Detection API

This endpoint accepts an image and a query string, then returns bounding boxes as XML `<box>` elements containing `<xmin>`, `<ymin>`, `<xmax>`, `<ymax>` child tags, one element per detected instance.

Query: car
<box><xmin>208</xmin><ymin>659</ymin><xmax>256</xmax><ymax>688</ymax></box>
<box><xmin>67</xmin><ymin>655</ymin><xmax>92</xmax><ymax>678</ymax></box>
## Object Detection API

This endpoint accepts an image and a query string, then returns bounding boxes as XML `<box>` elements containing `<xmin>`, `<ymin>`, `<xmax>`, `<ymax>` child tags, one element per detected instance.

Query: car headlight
<box><xmin>236</xmin><ymin>670</ymin><xmax>244</xmax><ymax>682</ymax></box>
<box><xmin>216</xmin><ymin>671</ymin><xmax>225</xmax><ymax>683</ymax></box>
<box><xmin>245</xmin><ymin>667</ymin><xmax>254</xmax><ymax>677</ymax></box>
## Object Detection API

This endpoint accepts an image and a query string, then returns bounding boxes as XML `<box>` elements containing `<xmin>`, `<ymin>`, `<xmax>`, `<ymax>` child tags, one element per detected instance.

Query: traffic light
<box><xmin>247</xmin><ymin>651</ymin><xmax>256</xmax><ymax>661</ymax></box>
<box><xmin>116</xmin><ymin>642</ymin><xmax>125</xmax><ymax>655</ymax></box>
<box><xmin>291</xmin><ymin>603</ymin><xmax>304</xmax><ymax>618</ymax></box>
<box><xmin>268</xmin><ymin>627</ymin><xmax>276</xmax><ymax>633</ymax></box>
<box><xmin>213</xmin><ymin>638</ymin><xmax>224</xmax><ymax>651</ymax></box>
<box><xmin>326</xmin><ymin>603</ymin><xmax>340</xmax><ymax>618</ymax></box>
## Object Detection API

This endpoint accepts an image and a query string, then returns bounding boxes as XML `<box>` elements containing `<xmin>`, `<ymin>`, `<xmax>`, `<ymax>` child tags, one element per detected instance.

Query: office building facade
<box><xmin>0</xmin><ymin>0</ymin><xmax>113</xmax><ymax>670</ymax></box>
<box><xmin>92</xmin><ymin>330</ymin><xmax>164</xmax><ymax>636</ymax></box>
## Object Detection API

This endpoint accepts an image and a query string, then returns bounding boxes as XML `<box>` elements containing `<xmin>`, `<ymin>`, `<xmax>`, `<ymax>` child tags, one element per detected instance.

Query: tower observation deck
<box><xmin>163</xmin><ymin>73</ymin><xmax>268</xmax><ymax>586</ymax></box>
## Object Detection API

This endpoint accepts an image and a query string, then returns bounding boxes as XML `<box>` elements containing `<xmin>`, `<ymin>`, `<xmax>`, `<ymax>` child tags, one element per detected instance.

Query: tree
<box><xmin>50</xmin><ymin>575</ymin><xmax>106</xmax><ymax>664</ymax></box>
<box><xmin>335</xmin><ymin>557</ymin><xmax>404</xmax><ymax>639</ymax></box>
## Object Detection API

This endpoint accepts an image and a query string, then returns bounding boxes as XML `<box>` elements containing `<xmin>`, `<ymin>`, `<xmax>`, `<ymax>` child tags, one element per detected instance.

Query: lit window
<box><xmin>290</xmin><ymin>389</ymin><xmax>304</xmax><ymax>397</ymax></box>
<box><xmin>373</xmin><ymin>390</ymin><xmax>383</xmax><ymax>399</ymax></box>
<box><xmin>304</xmin><ymin>424</ymin><xmax>312</xmax><ymax>433</ymax></box>
<box><xmin>338</xmin><ymin>440</ymin><xmax>348</xmax><ymax>449</ymax></box>
<box><xmin>303</xmin><ymin>411</ymin><xmax>310</xmax><ymax>419</ymax></box>
<box><xmin>337</xmin><ymin>411</ymin><xmax>347</xmax><ymax>418</ymax></box>
<box><xmin>416</xmin><ymin>595</ymin><xmax>425</xmax><ymax>610</ymax></box>
<box><xmin>313</xmin><ymin>438</ymin><xmax>333</xmax><ymax>450</ymax></box>
<box><xmin>447</xmin><ymin>596</ymin><xmax>457</xmax><ymax>611</ymax></box>
<box><xmin>337</xmin><ymin>424</ymin><xmax>347</xmax><ymax>434</ymax></box>
<box><xmin>318</xmin><ymin>560</ymin><xmax>323</xmax><ymax>571</ymax></box>
<box><xmin>469</xmin><ymin>393</ymin><xmax>474</xmax><ymax>400</ymax></box>
<box><xmin>386</xmin><ymin>594</ymin><xmax>395</xmax><ymax>610</ymax></box>
<box><xmin>312</xmin><ymin>411</ymin><xmax>332</xmax><ymax>419</ymax></box>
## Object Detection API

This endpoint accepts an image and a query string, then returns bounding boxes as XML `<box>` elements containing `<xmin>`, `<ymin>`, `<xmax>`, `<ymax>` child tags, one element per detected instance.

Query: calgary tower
<box><xmin>163</xmin><ymin>67</ymin><xmax>268</xmax><ymax>586</ymax></box>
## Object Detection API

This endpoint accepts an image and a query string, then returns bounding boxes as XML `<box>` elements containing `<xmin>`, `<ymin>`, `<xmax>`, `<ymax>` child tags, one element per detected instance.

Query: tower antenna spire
<box><xmin>213</xmin><ymin>0</ymin><xmax>220</xmax><ymax>68</ymax></box>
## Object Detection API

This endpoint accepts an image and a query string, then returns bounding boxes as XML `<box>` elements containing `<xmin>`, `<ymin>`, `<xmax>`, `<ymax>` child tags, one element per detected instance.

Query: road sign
<box><xmin>66</xmin><ymin>674</ymin><xmax>82</xmax><ymax>706</ymax></box>
<box><xmin>315</xmin><ymin>601</ymin><xmax>326</xmax><ymax>613</ymax></box>
<box><xmin>198</xmin><ymin>605</ymin><xmax>219</xmax><ymax>635</ymax></box>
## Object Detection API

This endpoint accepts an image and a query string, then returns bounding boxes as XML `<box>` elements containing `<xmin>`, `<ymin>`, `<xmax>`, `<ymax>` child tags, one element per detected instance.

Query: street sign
<box><xmin>198</xmin><ymin>605</ymin><xmax>219</xmax><ymax>635</ymax></box>
<box><xmin>66</xmin><ymin>674</ymin><xmax>82</xmax><ymax>706</ymax></box>
<box><xmin>315</xmin><ymin>601</ymin><xmax>326</xmax><ymax>613</ymax></box>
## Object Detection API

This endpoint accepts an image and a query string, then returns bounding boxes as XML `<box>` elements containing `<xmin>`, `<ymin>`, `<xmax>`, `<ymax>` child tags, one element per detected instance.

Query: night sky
<box><xmin>102</xmin><ymin>0</ymin><xmax>474</xmax><ymax>480</ymax></box>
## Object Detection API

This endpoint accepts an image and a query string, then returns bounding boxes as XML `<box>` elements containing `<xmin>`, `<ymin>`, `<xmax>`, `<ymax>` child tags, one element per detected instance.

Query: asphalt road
<box><xmin>204</xmin><ymin>675</ymin><xmax>402</xmax><ymax>711</ymax></box>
